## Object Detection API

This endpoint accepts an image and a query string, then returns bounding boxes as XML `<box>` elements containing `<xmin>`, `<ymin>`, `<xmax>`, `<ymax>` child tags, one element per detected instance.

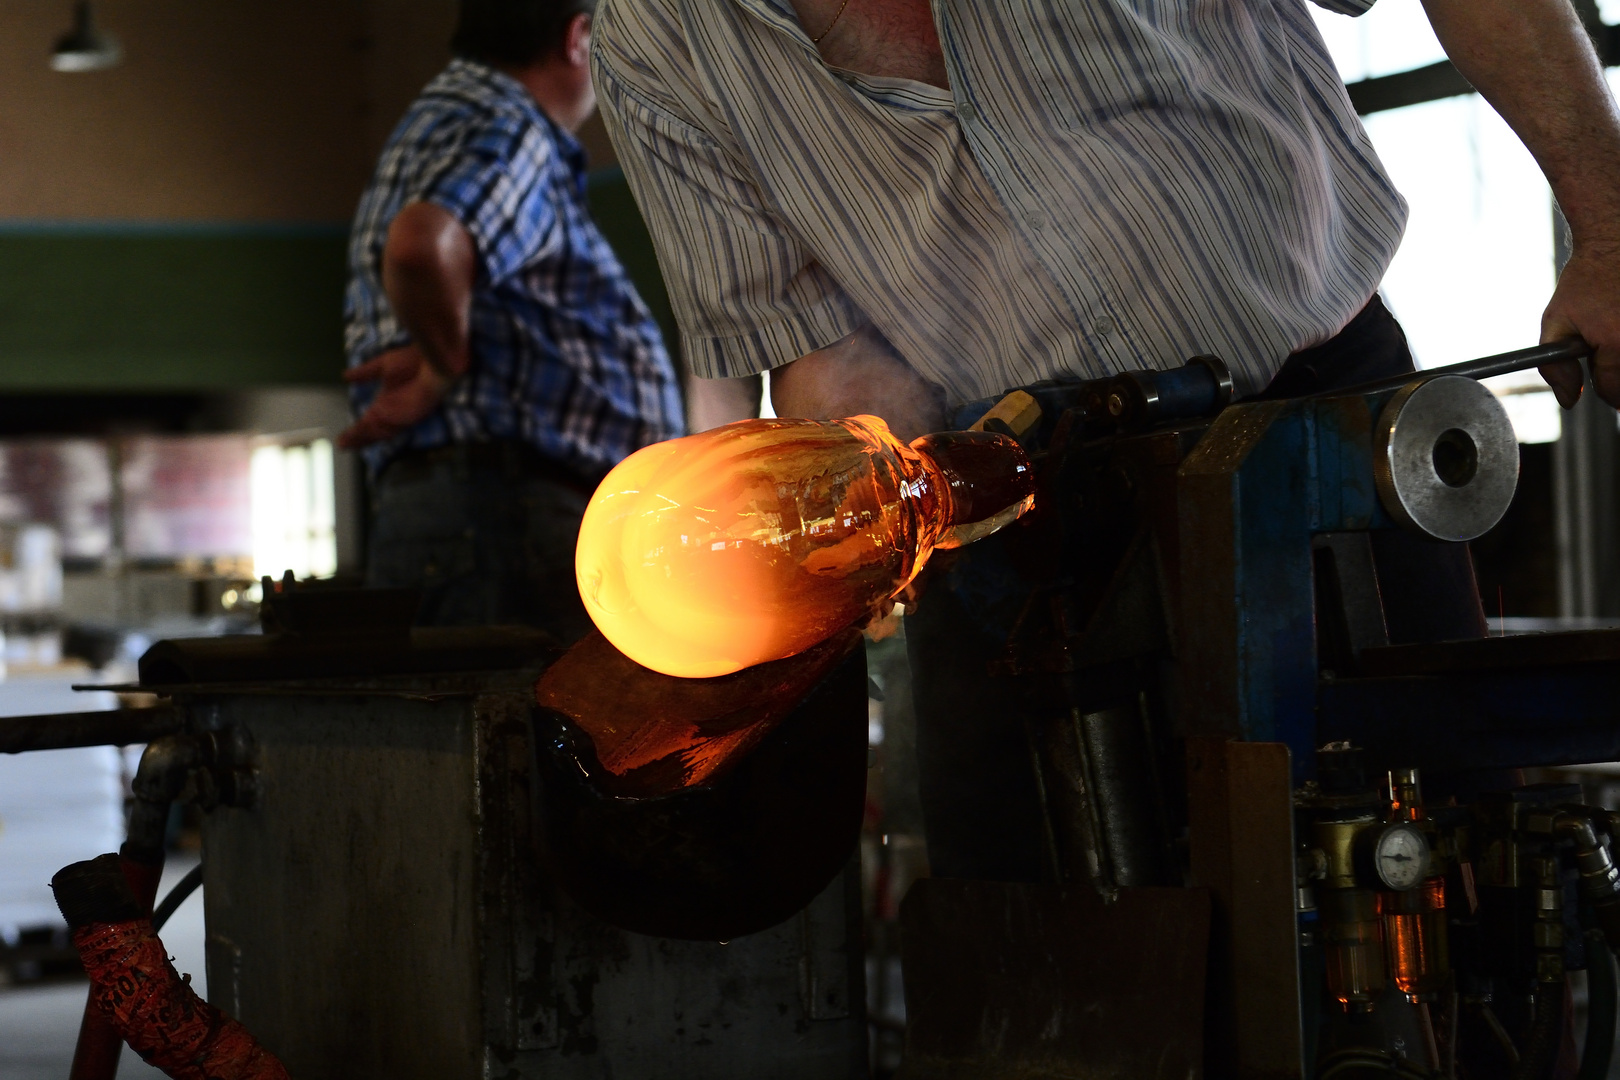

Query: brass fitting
<box><xmin>1312</xmin><ymin>814</ymin><xmax>1379</xmax><ymax>891</ymax></box>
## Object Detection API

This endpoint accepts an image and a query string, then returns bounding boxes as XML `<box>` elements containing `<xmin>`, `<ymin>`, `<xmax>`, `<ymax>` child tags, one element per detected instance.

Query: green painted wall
<box><xmin>0</xmin><ymin>170</ymin><xmax>675</xmax><ymax>391</ymax></box>
<box><xmin>0</xmin><ymin>227</ymin><xmax>348</xmax><ymax>390</ymax></box>
<box><xmin>588</xmin><ymin>167</ymin><xmax>679</xmax><ymax>358</ymax></box>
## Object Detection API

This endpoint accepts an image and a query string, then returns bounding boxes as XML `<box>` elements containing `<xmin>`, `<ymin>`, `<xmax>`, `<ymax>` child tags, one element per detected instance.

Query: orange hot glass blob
<box><xmin>575</xmin><ymin>415</ymin><xmax>1035</xmax><ymax>678</ymax></box>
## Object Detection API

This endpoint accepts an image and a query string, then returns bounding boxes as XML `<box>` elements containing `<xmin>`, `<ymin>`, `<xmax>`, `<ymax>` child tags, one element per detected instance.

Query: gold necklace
<box><xmin>812</xmin><ymin>0</ymin><xmax>853</xmax><ymax>44</ymax></box>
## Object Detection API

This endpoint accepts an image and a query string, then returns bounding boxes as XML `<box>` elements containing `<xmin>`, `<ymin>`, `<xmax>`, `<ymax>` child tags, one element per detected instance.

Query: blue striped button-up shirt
<box><xmin>593</xmin><ymin>0</ymin><xmax>1405</xmax><ymax>402</ymax></box>
<box><xmin>346</xmin><ymin>59</ymin><xmax>685</xmax><ymax>478</ymax></box>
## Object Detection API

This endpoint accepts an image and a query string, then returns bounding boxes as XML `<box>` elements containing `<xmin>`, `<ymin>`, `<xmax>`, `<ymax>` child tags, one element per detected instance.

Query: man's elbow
<box><xmin>383</xmin><ymin>202</ymin><xmax>475</xmax><ymax>281</ymax></box>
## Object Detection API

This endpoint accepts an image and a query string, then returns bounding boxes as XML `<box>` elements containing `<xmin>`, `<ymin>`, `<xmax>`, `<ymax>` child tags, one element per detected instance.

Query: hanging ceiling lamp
<box><xmin>51</xmin><ymin>1</ymin><xmax>122</xmax><ymax>73</ymax></box>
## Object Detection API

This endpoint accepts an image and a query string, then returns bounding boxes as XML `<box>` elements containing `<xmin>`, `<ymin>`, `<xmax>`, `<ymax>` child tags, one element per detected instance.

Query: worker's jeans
<box><xmin>366</xmin><ymin>443</ymin><xmax>596</xmax><ymax>645</ymax></box>
<box><xmin>907</xmin><ymin>297</ymin><xmax>1489</xmax><ymax>881</ymax></box>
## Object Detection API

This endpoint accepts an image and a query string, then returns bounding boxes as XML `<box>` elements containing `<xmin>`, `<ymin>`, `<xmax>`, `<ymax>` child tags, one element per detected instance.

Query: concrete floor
<box><xmin>0</xmin><ymin>854</ymin><xmax>205</xmax><ymax>1080</ymax></box>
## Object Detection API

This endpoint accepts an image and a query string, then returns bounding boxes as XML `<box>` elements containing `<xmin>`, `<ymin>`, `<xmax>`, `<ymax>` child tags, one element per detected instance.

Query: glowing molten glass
<box><xmin>576</xmin><ymin>416</ymin><xmax>1035</xmax><ymax>677</ymax></box>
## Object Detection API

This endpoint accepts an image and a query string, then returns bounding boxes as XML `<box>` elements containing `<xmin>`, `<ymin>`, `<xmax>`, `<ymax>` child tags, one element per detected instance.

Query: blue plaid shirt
<box><xmin>345</xmin><ymin>58</ymin><xmax>684</xmax><ymax>478</ymax></box>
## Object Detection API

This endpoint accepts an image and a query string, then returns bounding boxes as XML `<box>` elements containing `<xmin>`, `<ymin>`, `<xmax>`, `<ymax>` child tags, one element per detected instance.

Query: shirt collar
<box><xmin>727</xmin><ymin>0</ymin><xmax>821</xmax><ymax>54</ymax></box>
<box><xmin>446</xmin><ymin>56</ymin><xmax>534</xmax><ymax>107</ymax></box>
<box><xmin>723</xmin><ymin>1</ymin><xmax>954</xmax><ymax>107</ymax></box>
<box><xmin>553</xmin><ymin>122</ymin><xmax>589</xmax><ymax>200</ymax></box>
<box><xmin>726</xmin><ymin>0</ymin><xmax>951</xmax><ymax>74</ymax></box>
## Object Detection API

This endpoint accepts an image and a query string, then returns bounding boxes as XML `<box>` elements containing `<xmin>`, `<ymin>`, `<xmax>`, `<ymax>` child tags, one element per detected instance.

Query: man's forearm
<box><xmin>771</xmin><ymin>325</ymin><xmax>945</xmax><ymax>441</ymax></box>
<box><xmin>382</xmin><ymin>201</ymin><xmax>477</xmax><ymax>378</ymax></box>
<box><xmin>686</xmin><ymin>373</ymin><xmax>762</xmax><ymax>431</ymax></box>
<box><xmin>1422</xmin><ymin>0</ymin><xmax>1620</xmax><ymax>246</ymax></box>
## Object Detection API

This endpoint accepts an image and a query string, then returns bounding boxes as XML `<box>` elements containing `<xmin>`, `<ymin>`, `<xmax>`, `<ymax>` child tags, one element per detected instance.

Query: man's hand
<box><xmin>338</xmin><ymin>202</ymin><xmax>475</xmax><ymax>450</ymax></box>
<box><xmin>1541</xmin><ymin>240</ymin><xmax>1620</xmax><ymax>407</ymax></box>
<box><xmin>381</xmin><ymin>202</ymin><xmax>477</xmax><ymax>380</ymax></box>
<box><xmin>337</xmin><ymin>345</ymin><xmax>453</xmax><ymax>449</ymax></box>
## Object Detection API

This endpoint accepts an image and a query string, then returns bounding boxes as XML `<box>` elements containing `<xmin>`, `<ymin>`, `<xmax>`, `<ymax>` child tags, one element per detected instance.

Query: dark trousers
<box><xmin>366</xmin><ymin>442</ymin><xmax>597</xmax><ymax>645</ymax></box>
<box><xmin>907</xmin><ymin>298</ymin><xmax>1489</xmax><ymax>881</ymax></box>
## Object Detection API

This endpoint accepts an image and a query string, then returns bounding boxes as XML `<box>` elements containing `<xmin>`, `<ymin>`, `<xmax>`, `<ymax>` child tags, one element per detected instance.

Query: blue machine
<box><xmin>904</xmin><ymin>341</ymin><xmax>1620</xmax><ymax>1080</ymax></box>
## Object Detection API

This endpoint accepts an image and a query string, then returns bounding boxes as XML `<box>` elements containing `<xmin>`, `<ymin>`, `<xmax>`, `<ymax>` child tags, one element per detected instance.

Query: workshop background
<box><xmin>0</xmin><ymin>1</ymin><xmax>1618</xmax><ymax>1078</ymax></box>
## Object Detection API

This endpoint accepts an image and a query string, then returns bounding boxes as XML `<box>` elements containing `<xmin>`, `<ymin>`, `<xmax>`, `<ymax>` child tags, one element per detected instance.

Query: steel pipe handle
<box><xmin>1105</xmin><ymin>355</ymin><xmax>1236</xmax><ymax>431</ymax></box>
<box><xmin>0</xmin><ymin>707</ymin><xmax>182</xmax><ymax>755</ymax></box>
<box><xmin>1330</xmin><ymin>338</ymin><xmax>1592</xmax><ymax>398</ymax></box>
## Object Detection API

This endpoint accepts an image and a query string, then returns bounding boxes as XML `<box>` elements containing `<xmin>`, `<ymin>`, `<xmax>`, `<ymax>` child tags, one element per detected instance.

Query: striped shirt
<box><xmin>592</xmin><ymin>0</ymin><xmax>1405</xmax><ymax>402</ymax></box>
<box><xmin>345</xmin><ymin>59</ymin><xmax>685</xmax><ymax>478</ymax></box>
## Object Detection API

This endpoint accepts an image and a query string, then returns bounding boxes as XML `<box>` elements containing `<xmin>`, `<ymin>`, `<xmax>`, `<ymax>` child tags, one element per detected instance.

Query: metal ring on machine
<box><xmin>1372</xmin><ymin>375</ymin><xmax>1519</xmax><ymax>542</ymax></box>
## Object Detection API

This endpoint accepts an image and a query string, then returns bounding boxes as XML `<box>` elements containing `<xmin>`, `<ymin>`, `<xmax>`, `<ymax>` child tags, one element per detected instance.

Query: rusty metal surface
<box><xmin>534</xmin><ymin>642</ymin><xmax>870</xmax><ymax>940</ymax></box>
<box><xmin>198</xmin><ymin>676</ymin><xmax>868</xmax><ymax>1080</ymax></box>
<box><xmin>897</xmin><ymin>878</ymin><xmax>1209</xmax><ymax>1080</ymax></box>
<box><xmin>138</xmin><ymin>625</ymin><xmax>557</xmax><ymax>684</ymax></box>
<box><xmin>0</xmin><ymin>705</ymin><xmax>181</xmax><ymax>754</ymax></box>
<box><xmin>1187</xmin><ymin>737</ymin><xmax>1303</xmax><ymax>1080</ymax></box>
<box><xmin>88</xmin><ymin>667</ymin><xmax>541</xmax><ymax>699</ymax></box>
<box><xmin>201</xmin><ymin>688</ymin><xmax>486</xmax><ymax>1080</ymax></box>
<box><xmin>534</xmin><ymin>626</ymin><xmax>862</xmax><ymax>797</ymax></box>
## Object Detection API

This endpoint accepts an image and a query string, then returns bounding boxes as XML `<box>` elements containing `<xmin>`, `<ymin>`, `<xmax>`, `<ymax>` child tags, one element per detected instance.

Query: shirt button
<box><xmin>1025</xmin><ymin>209</ymin><xmax>1047</xmax><ymax>230</ymax></box>
<box><xmin>1095</xmin><ymin>315</ymin><xmax>1117</xmax><ymax>336</ymax></box>
<box><xmin>958</xmin><ymin>102</ymin><xmax>976</xmax><ymax>121</ymax></box>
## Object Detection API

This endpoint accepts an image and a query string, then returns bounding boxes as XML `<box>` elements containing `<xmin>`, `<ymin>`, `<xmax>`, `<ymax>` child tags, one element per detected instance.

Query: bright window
<box><xmin>1310</xmin><ymin>0</ymin><xmax>1446</xmax><ymax>82</ymax></box>
<box><xmin>250</xmin><ymin>438</ymin><xmax>337</xmax><ymax>582</ymax></box>
<box><xmin>1310</xmin><ymin>5</ymin><xmax>1565</xmax><ymax>442</ymax></box>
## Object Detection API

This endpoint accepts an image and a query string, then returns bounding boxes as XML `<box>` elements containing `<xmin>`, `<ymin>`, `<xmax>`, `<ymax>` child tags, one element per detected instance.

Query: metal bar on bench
<box><xmin>1328</xmin><ymin>340</ymin><xmax>1592</xmax><ymax>399</ymax></box>
<box><xmin>0</xmin><ymin>707</ymin><xmax>183</xmax><ymax>754</ymax></box>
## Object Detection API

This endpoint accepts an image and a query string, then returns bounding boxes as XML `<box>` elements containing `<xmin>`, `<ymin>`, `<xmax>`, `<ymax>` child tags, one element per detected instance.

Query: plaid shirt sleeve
<box><xmin>419</xmin><ymin>114</ymin><xmax>561</xmax><ymax>285</ymax></box>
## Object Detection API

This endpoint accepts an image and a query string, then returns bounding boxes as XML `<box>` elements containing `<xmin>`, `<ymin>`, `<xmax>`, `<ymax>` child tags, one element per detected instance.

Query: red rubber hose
<box><xmin>72</xmin><ymin>916</ymin><xmax>290</xmax><ymax>1080</ymax></box>
<box><xmin>69</xmin><ymin>849</ymin><xmax>164</xmax><ymax>1080</ymax></box>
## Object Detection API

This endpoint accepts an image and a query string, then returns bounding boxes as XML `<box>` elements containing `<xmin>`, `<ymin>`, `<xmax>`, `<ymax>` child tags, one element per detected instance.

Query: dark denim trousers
<box><xmin>366</xmin><ymin>443</ymin><xmax>596</xmax><ymax>645</ymax></box>
<box><xmin>907</xmin><ymin>298</ymin><xmax>1488</xmax><ymax>881</ymax></box>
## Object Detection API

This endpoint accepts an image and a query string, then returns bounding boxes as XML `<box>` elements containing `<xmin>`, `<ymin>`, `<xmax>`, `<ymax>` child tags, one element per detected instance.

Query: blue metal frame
<box><xmin>1176</xmin><ymin>390</ymin><xmax>1400</xmax><ymax>783</ymax></box>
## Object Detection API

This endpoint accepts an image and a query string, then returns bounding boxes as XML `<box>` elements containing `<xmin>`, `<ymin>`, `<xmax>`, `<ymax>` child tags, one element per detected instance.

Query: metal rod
<box><xmin>151</xmin><ymin>862</ymin><xmax>204</xmax><ymax>933</ymax></box>
<box><xmin>0</xmin><ymin>707</ymin><xmax>182</xmax><ymax>755</ymax></box>
<box><xmin>1324</xmin><ymin>339</ymin><xmax>1592</xmax><ymax>398</ymax></box>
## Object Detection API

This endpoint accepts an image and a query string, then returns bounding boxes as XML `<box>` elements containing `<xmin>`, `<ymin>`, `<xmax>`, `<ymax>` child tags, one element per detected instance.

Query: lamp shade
<box><xmin>51</xmin><ymin>2</ymin><xmax>121</xmax><ymax>72</ymax></box>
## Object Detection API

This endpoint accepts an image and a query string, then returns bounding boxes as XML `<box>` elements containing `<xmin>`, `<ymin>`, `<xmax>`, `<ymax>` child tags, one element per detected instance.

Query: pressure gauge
<box><xmin>1369</xmin><ymin>823</ymin><xmax>1430</xmax><ymax>891</ymax></box>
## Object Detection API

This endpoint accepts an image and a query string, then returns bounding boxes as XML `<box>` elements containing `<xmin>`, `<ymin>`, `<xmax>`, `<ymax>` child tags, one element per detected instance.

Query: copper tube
<box><xmin>1418</xmin><ymin>1001</ymin><xmax>1441</xmax><ymax>1071</ymax></box>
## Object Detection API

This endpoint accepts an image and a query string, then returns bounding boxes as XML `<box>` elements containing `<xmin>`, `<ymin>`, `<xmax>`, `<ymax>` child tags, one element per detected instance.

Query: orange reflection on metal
<box><xmin>1382</xmin><ymin>877</ymin><xmax>1448</xmax><ymax>1000</ymax></box>
<box><xmin>575</xmin><ymin>416</ymin><xmax>1033</xmax><ymax>678</ymax></box>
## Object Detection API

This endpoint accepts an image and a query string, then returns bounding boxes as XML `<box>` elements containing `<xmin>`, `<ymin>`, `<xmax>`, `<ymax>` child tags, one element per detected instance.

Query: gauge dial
<box><xmin>1372</xmin><ymin>823</ymin><xmax>1430</xmax><ymax>891</ymax></box>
